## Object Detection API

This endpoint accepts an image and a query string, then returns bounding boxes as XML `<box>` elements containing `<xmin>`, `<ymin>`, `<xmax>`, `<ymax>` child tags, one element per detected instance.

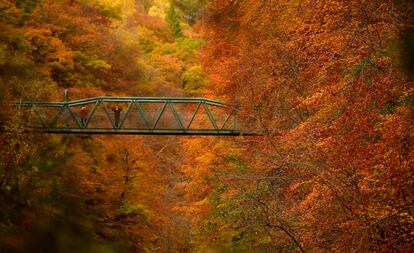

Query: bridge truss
<box><xmin>15</xmin><ymin>96</ymin><xmax>252</xmax><ymax>136</ymax></box>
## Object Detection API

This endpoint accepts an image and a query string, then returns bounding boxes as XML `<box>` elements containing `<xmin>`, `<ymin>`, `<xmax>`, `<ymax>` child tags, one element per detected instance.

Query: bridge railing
<box><xmin>14</xmin><ymin>96</ymin><xmax>249</xmax><ymax>135</ymax></box>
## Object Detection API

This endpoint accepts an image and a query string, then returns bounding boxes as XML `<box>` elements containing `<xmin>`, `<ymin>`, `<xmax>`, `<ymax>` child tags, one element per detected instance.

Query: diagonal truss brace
<box><xmin>14</xmin><ymin>97</ymin><xmax>243</xmax><ymax>135</ymax></box>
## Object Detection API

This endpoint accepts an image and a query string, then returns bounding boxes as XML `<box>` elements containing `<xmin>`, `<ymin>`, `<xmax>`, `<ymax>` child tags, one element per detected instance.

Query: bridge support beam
<box><xmin>30</xmin><ymin>128</ymin><xmax>255</xmax><ymax>136</ymax></box>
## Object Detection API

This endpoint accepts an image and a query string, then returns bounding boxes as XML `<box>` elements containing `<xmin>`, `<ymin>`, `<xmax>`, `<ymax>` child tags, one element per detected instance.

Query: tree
<box><xmin>180</xmin><ymin>0</ymin><xmax>414</xmax><ymax>252</ymax></box>
<box><xmin>165</xmin><ymin>1</ymin><xmax>183</xmax><ymax>39</ymax></box>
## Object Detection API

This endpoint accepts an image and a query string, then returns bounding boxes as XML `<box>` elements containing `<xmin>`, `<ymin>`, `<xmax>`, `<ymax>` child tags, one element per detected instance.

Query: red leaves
<box><xmin>191</xmin><ymin>0</ymin><xmax>414</xmax><ymax>251</ymax></box>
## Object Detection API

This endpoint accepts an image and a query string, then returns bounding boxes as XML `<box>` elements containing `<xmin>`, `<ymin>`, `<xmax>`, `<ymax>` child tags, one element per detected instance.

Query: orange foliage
<box><xmin>178</xmin><ymin>0</ymin><xmax>414</xmax><ymax>252</ymax></box>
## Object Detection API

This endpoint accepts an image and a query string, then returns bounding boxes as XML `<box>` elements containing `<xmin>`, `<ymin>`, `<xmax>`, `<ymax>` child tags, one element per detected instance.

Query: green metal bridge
<box><xmin>14</xmin><ymin>94</ymin><xmax>253</xmax><ymax>136</ymax></box>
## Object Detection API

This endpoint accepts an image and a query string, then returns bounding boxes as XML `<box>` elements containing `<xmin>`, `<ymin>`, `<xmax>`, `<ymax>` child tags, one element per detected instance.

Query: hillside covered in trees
<box><xmin>0</xmin><ymin>0</ymin><xmax>413</xmax><ymax>252</ymax></box>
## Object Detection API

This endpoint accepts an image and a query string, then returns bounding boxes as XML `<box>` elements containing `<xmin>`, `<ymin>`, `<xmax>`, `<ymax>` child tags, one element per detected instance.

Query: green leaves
<box><xmin>75</xmin><ymin>51</ymin><xmax>111</xmax><ymax>72</ymax></box>
<box><xmin>380</xmin><ymin>95</ymin><xmax>414</xmax><ymax>115</ymax></box>
<box><xmin>182</xmin><ymin>66</ymin><xmax>207</xmax><ymax>95</ymax></box>
<box><xmin>173</xmin><ymin>0</ymin><xmax>207</xmax><ymax>25</ymax></box>
<box><xmin>80</xmin><ymin>0</ymin><xmax>122</xmax><ymax>19</ymax></box>
<box><xmin>16</xmin><ymin>0</ymin><xmax>42</xmax><ymax>13</ymax></box>
<box><xmin>116</xmin><ymin>202</ymin><xmax>151</xmax><ymax>222</ymax></box>
<box><xmin>165</xmin><ymin>1</ymin><xmax>183</xmax><ymax>39</ymax></box>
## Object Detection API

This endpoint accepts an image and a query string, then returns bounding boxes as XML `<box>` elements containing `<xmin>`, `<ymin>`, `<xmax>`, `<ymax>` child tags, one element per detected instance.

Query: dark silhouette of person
<box><xmin>112</xmin><ymin>106</ymin><xmax>122</xmax><ymax>128</ymax></box>
<box><xmin>80</xmin><ymin>106</ymin><xmax>89</xmax><ymax>128</ymax></box>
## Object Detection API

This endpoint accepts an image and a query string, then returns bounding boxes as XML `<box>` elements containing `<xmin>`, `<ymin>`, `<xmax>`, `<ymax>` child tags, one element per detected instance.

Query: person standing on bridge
<box><xmin>112</xmin><ymin>105</ymin><xmax>122</xmax><ymax>128</ymax></box>
<box><xmin>80</xmin><ymin>106</ymin><xmax>89</xmax><ymax>128</ymax></box>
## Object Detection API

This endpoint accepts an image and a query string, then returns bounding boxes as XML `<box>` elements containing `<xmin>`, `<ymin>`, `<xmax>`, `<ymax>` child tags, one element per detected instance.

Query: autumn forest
<box><xmin>0</xmin><ymin>0</ymin><xmax>413</xmax><ymax>252</ymax></box>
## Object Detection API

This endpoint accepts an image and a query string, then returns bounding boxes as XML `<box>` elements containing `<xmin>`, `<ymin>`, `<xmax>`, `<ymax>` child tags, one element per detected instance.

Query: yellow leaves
<box><xmin>148</xmin><ymin>0</ymin><xmax>169</xmax><ymax>19</ymax></box>
<box><xmin>94</xmin><ymin>0</ymin><xmax>136</xmax><ymax>17</ymax></box>
<box><xmin>178</xmin><ymin>137</ymin><xmax>248</xmax><ymax>233</ymax></box>
<box><xmin>18</xmin><ymin>27</ymin><xmax>75</xmax><ymax>74</ymax></box>
<box><xmin>300</xmin><ymin>91</ymin><xmax>324</xmax><ymax>108</ymax></box>
<box><xmin>174</xmin><ymin>197</ymin><xmax>211</xmax><ymax>224</ymax></box>
<box><xmin>219</xmin><ymin>188</ymin><xmax>238</xmax><ymax>200</ymax></box>
<box><xmin>2</xmin><ymin>108</ymin><xmax>35</xmax><ymax>167</ymax></box>
<box><xmin>22</xmin><ymin>28</ymin><xmax>53</xmax><ymax>55</ymax></box>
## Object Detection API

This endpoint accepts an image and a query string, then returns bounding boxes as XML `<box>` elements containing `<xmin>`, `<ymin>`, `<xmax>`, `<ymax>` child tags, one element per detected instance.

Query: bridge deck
<box><xmin>32</xmin><ymin>128</ymin><xmax>249</xmax><ymax>136</ymax></box>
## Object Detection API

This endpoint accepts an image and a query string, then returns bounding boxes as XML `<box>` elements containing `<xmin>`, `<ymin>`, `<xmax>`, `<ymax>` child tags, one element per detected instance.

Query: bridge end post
<box><xmin>234</xmin><ymin>106</ymin><xmax>238</xmax><ymax>131</ymax></box>
<box><xmin>64</xmin><ymin>89</ymin><xmax>68</xmax><ymax>128</ymax></box>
